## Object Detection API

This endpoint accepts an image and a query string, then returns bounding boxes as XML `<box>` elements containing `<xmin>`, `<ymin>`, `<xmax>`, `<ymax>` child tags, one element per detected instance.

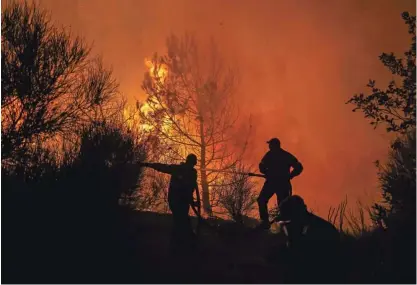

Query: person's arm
<box><xmin>188</xmin><ymin>171</ymin><xmax>201</xmax><ymax>216</ymax></box>
<box><xmin>259</xmin><ymin>153</ymin><xmax>269</xmax><ymax>175</ymax></box>
<box><xmin>194</xmin><ymin>183</ymin><xmax>201</xmax><ymax>214</ymax></box>
<box><xmin>191</xmin><ymin>170</ymin><xmax>200</xmax><ymax>204</ymax></box>
<box><xmin>289</xmin><ymin>156</ymin><xmax>303</xmax><ymax>179</ymax></box>
<box><xmin>140</xmin><ymin>162</ymin><xmax>176</xmax><ymax>175</ymax></box>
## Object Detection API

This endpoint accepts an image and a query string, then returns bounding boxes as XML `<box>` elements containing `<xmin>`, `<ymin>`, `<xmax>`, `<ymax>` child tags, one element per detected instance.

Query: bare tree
<box><xmin>1</xmin><ymin>1</ymin><xmax>121</xmax><ymax>166</ymax></box>
<box><xmin>211</xmin><ymin>163</ymin><xmax>258</xmax><ymax>223</ymax></box>
<box><xmin>140</xmin><ymin>33</ymin><xmax>250</xmax><ymax>214</ymax></box>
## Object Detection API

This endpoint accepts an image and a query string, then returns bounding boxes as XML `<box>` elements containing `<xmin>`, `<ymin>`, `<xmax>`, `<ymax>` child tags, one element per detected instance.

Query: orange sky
<box><xmin>25</xmin><ymin>0</ymin><xmax>416</xmax><ymax>216</ymax></box>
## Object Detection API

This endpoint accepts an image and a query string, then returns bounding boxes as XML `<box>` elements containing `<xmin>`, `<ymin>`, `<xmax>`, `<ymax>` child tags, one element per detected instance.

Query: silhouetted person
<box><xmin>257</xmin><ymin>138</ymin><xmax>303</xmax><ymax>229</ymax></box>
<box><xmin>276</xmin><ymin>195</ymin><xmax>341</xmax><ymax>283</ymax></box>
<box><xmin>140</xmin><ymin>154</ymin><xmax>200</xmax><ymax>253</ymax></box>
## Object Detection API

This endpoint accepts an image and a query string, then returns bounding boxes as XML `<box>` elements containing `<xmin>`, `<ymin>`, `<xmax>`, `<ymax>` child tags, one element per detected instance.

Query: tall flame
<box><xmin>145</xmin><ymin>58</ymin><xmax>168</xmax><ymax>84</ymax></box>
<box><xmin>123</xmin><ymin>57</ymin><xmax>169</xmax><ymax>132</ymax></box>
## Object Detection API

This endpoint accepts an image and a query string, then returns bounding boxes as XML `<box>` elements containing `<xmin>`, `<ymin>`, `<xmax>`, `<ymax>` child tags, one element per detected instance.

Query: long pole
<box><xmin>195</xmin><ymin>168</ymin><xmax>266</xmax><ymax>178</ymax></box>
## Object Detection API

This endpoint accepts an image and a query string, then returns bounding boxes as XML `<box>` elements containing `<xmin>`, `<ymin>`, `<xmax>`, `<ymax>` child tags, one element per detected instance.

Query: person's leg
<box><xmin>183</xmin><ymin>204</ymin><xmax>197</xmax><ymax>250</ymax></box>
<box><xmin>277</xmin><ymin>183</ymin><xmax>292</xmax><ymax>206</ymax></box>
<box><xmin>168</xmin><ymin>199</ymin><xmax>183</xmax><ymax>254</ymax></box>
<box><xmin>175</xmin><ymin>203</ymin><xmax>196</xmax><ymax>252</ymax></box>
<box><xmin>257</xmin><ymin>181</ymin><xmax>276</xmax><ymax>226</ymax></box>
<box><xmin>181</xmin><ymin>204</ymin><xmax>194</xmax><ymax>238</ymax></box>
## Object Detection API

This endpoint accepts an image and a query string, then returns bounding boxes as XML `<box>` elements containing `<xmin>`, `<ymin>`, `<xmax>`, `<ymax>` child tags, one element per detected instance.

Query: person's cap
<box><xmin>267</xmin><ymin>138</ymin><xmax>280</xmax><ymax>145</ymax></box>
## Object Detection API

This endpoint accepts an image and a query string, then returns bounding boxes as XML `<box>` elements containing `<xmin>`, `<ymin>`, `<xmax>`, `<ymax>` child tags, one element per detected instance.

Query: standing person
<box><xmin>257</xmin><ymin>138</ymin><xmax>303</xmax><ymax>229</ymax></box>
<box><xmin>140</xmin><ymin>154</ymin><xmax>201</xmax><ymax>252</ymax></box>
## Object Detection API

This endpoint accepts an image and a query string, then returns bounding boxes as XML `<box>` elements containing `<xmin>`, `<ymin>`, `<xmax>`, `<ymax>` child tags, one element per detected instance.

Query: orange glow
<box><xmin>123</xmin><ymin>58</ymin><xmax>170</xmax><ymax>133</ymax></box>
<box><xmin>1</xmin><ymin>97</ymin><xmax>24</xmax><ymax>131</ymax></box>
<box><xmin>38</xmin><ymin>0</ymin><xmax>415</xmax><ymax>218</ymax></box>
<box><xmin>145</xmin><ymin>58</ymin><xmax>168</xmax><ymax>84</ymax></box>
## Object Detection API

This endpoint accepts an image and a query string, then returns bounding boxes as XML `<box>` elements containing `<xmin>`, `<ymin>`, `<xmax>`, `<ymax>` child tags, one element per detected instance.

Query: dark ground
<box><xmin>130</xmin><ymin>211</ymin><xmax>288</xmax><ymax>283</ymax></box>
<box><xmin>3</xmin><ymin>208</ymin><xmax>415</xmax><ymax>283</ymax></box>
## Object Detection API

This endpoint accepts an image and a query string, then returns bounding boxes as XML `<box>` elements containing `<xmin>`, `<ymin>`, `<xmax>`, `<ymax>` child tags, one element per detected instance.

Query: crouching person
<box><xmin>275</xmin><ymin>195</ymin><xmax>342</xmax><ymax>283</ymax></box>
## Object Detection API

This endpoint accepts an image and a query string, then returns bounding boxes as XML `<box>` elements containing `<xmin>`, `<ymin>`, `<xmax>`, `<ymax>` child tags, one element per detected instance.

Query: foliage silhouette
<box><xmin>2</xmin><ymin>122</ymin><xmax>147</xmax><ymax>283</ymax></box>
<box><xmin>372</xmin><ymin>130</ymin><xmax>416</xmax><ymax>228</ymax></box>
<box><xmin>347</xmin><ymin>12</ymin><xmax>416</xmax><ymax>134</ymax></box>
<box><xmin>342</xmin><ymin>11</ymin><xmax>416</xmax><ymax>284</ymax></box>
<box><xmin>2</xmin><ymin>0</ymin><xmax>121</xmax><ymax>167</ymax></box>
<box><xmin>347</xmin><ymin>12</ymin><xmax>416</xmax><ymax>231</ymax></box>
<box><xmin>211</xmin><ymin>163</ymin><xmax>258</xmax><ymax>223</ymax></box>
<box><xmin>1</xmin><ymin>2</ymin><xmax>146</xmax><ymax>282</ymax></box>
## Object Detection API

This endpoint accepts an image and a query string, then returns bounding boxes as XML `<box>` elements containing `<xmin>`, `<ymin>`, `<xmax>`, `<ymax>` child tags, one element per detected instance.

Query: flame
<box><xmin>123</xmin><ymin>103</ymin><xmax>154</xmax><ymax>132</ymax></box>
<box><xmin>123</xmin><ymin>58</ymin><xmax>169</xmax><ymax>132</ymax></box>
<box><xmin>145</xmin><ymin>58</ymin><xmax>168</xmax><ymax>84</ymax></box>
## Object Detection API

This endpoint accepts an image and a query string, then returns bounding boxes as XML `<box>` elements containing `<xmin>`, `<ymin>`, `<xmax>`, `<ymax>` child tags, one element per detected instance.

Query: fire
<box><xmin>123</xmin><ymin>57</ymin><xmax>169</xmax><ymax>132</ymax></box>
<box><xmin>123</xmin><ymin>103</ymin><xmax>154</xmax><ymax>132</ymax></box>
<box><xmin>145</xmin><ymin>58</ymin><xmax>168</xmax><ymax>84</ymax></box>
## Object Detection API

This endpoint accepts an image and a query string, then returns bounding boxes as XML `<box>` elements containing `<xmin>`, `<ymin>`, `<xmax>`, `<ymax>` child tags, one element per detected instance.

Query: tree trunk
<box><xmin>199</xmin><ymin>119</ymin><xmax>212</xmax><ymax>215</ymax></box>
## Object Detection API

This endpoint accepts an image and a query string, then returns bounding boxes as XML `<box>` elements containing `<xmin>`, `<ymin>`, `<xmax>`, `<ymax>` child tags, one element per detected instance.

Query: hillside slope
<box><xmin>130</xmin><ymin>211</ymin><xmax>287</xmax><ymax>283</ymax></box>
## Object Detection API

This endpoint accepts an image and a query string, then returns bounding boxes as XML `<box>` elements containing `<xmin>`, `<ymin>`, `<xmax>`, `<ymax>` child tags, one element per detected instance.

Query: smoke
<box><xmin>26</xmin><ymin>0</ymin><xmax>416</xmax><ymax>216</ymax></box>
